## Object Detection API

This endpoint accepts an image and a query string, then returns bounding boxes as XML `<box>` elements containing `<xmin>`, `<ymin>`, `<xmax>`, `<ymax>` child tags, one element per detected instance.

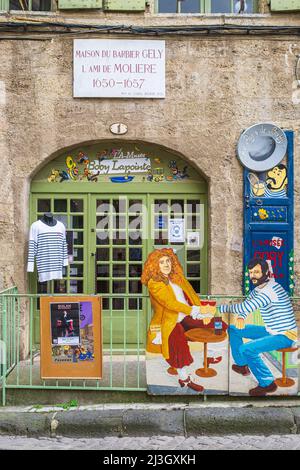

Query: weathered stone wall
<box><xmin>1</xmin><ymin>12</ymin><xmax>300</xmax><ymax>297</ymax></box>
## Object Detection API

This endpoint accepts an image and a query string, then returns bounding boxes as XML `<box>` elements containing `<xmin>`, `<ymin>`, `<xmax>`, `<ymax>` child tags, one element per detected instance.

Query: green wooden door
<box><xmin>90</xmin><ymin>195</ymin><xmax>148</xmax><ymax>351</ymax></box>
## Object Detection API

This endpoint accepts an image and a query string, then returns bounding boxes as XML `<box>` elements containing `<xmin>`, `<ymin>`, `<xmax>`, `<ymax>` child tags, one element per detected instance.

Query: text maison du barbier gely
<box><xmin>76</xmin><ymin>47</ymin><xmax>164</xmax><ymax>75</ymax></box>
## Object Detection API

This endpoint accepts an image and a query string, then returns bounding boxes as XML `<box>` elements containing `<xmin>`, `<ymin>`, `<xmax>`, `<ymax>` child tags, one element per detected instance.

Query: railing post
<box><xmin>1</xmin><ymin>296</ymin><xmax>7</xmax><ymax>406</ymax></box>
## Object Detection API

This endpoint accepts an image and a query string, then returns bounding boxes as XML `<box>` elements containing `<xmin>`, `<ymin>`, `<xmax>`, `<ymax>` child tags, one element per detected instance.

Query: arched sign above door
<box><xmin>33</xmin><ymin>143</ymin><xmax>205</xmax><ymax>186</ymax></box>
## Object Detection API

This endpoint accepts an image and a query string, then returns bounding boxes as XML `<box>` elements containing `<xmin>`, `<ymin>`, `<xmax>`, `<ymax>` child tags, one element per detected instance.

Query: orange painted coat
<box><xmin>146</xmin><ymin>277</ymin><xmax>201</xmax><ymax>360</ymax></box>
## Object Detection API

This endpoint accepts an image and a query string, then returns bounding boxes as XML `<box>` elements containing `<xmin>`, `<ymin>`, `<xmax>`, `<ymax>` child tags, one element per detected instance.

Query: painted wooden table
<box><xmin>184</xmin><ymin>328</ymin><xmax>227</xmax><ymax>378</ymax></box>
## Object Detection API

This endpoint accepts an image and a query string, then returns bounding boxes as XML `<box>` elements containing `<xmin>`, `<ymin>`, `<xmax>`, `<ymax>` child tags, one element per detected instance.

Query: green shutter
<box><xmin>58</xmin><ymin>0</ymin><xmax>102</xmax><ymax>9</ymax></box>
<box><xmin>103</xmin><ymin>0</ymin><xmax>145</xmax><ymax>11</ymax></box>
<box><xmin>270</xmin><ymin>0</ymin><xmax>300</xmax><ymax>10</ymax></box>
<box><xmin>0</xmin><ymin>0</ymin><xmax>9</xmax><ymax>10</ymax></box>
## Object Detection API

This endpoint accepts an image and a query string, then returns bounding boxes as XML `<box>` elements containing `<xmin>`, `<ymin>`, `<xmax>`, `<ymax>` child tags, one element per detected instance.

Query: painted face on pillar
<box><xmin>249</xmin><ymin>264</ymin><xmax>269</xmax><ymax>287</ymax></box>
<box><xmin>159</xmin><ymin>256</ymin><xmax>172</xmax><ymax>277</ymax></box>
<box><xmin>266</xmin><ymin>165</ymin><xmax>287</xmax><ymax>191</ymax></box>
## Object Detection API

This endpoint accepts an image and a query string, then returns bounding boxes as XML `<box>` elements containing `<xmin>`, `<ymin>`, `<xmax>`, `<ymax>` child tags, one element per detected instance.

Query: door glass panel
<box><xmin>129</xmin><ymin>280</ymin><xmax>142</xmax><ymax>294</ymax></box>
<box><xmin>129</xmin><ymin>298</ymin><xmax>143</xmax><ymax>310</ymax></box>
<box><xmin>154</xmin><ymin>215</ymin><xmax>167</xmax><ymax>230</ymax></box>
<box><xmin>97</xmin><ymin>280</ymin><xmax>109</xmax><ymax>293</ymax></box>
<box><xmin>154</xmin><ymin>200</ymin><xmax>168</xmax><ymax>213</ymax></box>
<box><xmin>113</xmin><ymin>215</ymin><xmax>126</xmax><ymax>229</ymax></box>
<box><xmin>129</xmin><ymin>248</ymin><xmax>142</xmax><ymax>261</ymax></box>
<box><xmin>71</xmin><ymin>199</ymin><xmax>84</xmax><ymax>212</ymax></box>
<box><xmin>113</xmin><ymin>264</ymin><xmax>126</xmax><ymax>277</ymax></box>
<box><xmin>97</xmin><ymin>247</ymin><xmax>109</xmax><ymax>261</ymax></box>
<box><xmin>97</xmin><ymin>215</ymin><xmax>110</xmax><ymax>230</ymax></box>
<box><xmin>171</xmin><ymin>199</ymin><xmax>184</xmax><ymax>214</ymax></box>
<box><xmin>37</xmin><ymin>199</ymin><xmax>51</xmax><ymax>213</ymax></box>
<box><xmin>96</xmin><ymin>232</ymin><xmax>109</xmax><ymax>245</ymax></box>
<box><xmin>37</xmin><ymin>282</ymin><xmax>49</xmax><ymax>294</ymax></box>
<box><xmin>113</xmin><ymin>280</ymin><xmax>126</xmax><ymax>293</ymax></box>
<box><xmin>211</xmin><ymin>0</ymin><xmax>231</xmax><ymax>13</ymax></box>
<box><xmin>113</xmin><ymin>298</ymin><xmax>124</xmax><ymax>310</ymax></box>
<box><xmin>181</xmin><ymin>0</ymin><xmax>200</xmax><ymax>13</ymax></box>
<box><xmin>71</xmin><ymin>215</ymin><xmax>84</xmax><ymax>229</ymax></box>
<box><xmin>96</xmin><ymin>200</ymin><xmax>110</xmax><ymax>213</ymax></box>
<box><xmin>54</xmin><ymin>280</ymin><xmax>67</xmax><ymax>293</ymax></box>
<box><xmin>129</xmin><ymin>232</ymin><xmax>142</xmax><ymax>245</ymax></box>
<box><xmin>129</xmin><ymin>215</ymin><xmax>142</xmax><ymax>230</ymax></box>
<box><xmin>187</xmin><ymin>250</ymin><xmax>201</xmax><ymax>261</ymax></box>
<box><xmin>73</xmin><ymin>248</ymin><xmax>83</xmax><ymax>261</ymax></box>
<box><xmin>129</xmin><ymin>264</ymin><xmax>142</xmax><ymax>278</ymax></box>
<box><xmin>54</xmin><ymin>199</ymin><xmax>67</xmax><ymax>213</ymax></box>
<box><xmin>187</xmin><ymin>264</ymin><xmax>201</xmax><ymax>278</ymax></box>
<box><xmin>158</xmin><ymin>0</ymin><xmax>176</xmax><ymax>12</ymax></box>
<box><xmin>70</xmin><ymin>264</ymin><xmax>84</xmax><ymax>277</ymax></box>
<box><xmin>129</xmin><ymin>200</ymin><xmax>142</xmax><ymax>213</ymax></box>
<box><xmin>113</xmin><ymin>248</ymin><xmax>126</xmax><ymax>261</ymax></box>
<box><xmin>55</xmin><ymin>214</ymin><xmax>68</xmax><ymax>228</ymax></box>
<box><xmin>113</xmin><ymin>231</ymin><xmax>126</xmax><ymax>245</ymax></box>
<box><xmin>113</xmin><ymin>198</ymin><xmax>126</xmax><ymax>213</ymax></box>
<box><xmin>69</xmin><ymin>280</ymin><xmax>83</xmax><ymax>293</ymax></box>
<box><xmin>154</xmin><ymin>231</ymin><xmax>168</xmax><ymax>245</ymax></box>
<box><xmin>73</xmin><ymin>231</ymin><xmax>84</xmax><ymax>245</ymax></box>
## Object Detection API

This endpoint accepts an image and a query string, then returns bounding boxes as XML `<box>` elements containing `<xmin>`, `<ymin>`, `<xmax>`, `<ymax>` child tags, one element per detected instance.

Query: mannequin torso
<box><xmin>41</xmin><ymin>212</ymin><xmax>57</xmax><ymax>227</ymax></box>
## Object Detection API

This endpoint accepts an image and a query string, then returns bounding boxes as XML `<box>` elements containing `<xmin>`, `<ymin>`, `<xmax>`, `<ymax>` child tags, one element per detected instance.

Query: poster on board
<box><xmin>40</xmin><ymin>296</ymin><xmax>102</xmax><ymax>379</ymax></box>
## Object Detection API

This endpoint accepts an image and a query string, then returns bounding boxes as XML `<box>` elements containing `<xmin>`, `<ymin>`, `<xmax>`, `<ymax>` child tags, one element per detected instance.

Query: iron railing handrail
<box><xmin>0</xmin><ymin>288</ymin><xmax>299</xmax><ymax>406</ymax></box>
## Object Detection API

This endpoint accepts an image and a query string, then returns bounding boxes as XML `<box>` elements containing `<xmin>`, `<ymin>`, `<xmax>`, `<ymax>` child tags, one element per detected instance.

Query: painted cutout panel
<box><xmin>244</xmin><ymin>131</ymin><xmax>294</xmax><ymax>295</ymax></box>
<box><xmin>238</xmin><ymin>132</ymin><xmax>297</xmax><ymax>397</ymax></box>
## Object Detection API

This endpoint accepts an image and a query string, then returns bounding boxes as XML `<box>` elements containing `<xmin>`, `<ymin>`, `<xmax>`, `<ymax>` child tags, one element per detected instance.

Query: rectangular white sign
<box><xmin>73</xmin><ymin>39</ymin><xmax>165</xmax><ymax>98</ymax></box>
<box><xmin>169</xmin><ymin>219</ymin><xmax>185</xmax><ymax>243</ymax></box>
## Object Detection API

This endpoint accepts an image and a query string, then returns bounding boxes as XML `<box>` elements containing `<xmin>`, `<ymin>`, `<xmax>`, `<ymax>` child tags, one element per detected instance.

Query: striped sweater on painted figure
<box><xmin>27</xmin><ymin>220</ymin><xmax>69</xmax><ymax>282</ymax></box>
<box><xmin>219</xmin><ymin>280</ymin><xmax>297</xmax><ymax>342</ymax></box>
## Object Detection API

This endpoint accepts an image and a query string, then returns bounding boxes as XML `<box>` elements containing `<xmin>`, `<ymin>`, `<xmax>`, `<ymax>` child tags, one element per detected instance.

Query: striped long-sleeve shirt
<box><xmin>219</xmin><ymin>281</ymin><xmax>297</xmax><ymax>341</ymax></box>
<box><xmin>27</xmin><ymin>220</ymin><xmax>69</xmax><ymax>282</ymax></box>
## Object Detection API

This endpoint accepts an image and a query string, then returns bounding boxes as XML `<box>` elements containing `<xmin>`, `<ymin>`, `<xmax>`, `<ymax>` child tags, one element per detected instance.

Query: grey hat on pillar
<box><xmin>237</xmin><ymin>123</ymin><xmax>287</xmax><ymax>172</ymax></box>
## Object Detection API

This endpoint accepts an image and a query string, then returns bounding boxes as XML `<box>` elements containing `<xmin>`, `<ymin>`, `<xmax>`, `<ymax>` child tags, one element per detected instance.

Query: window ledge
<box><xmin>153</xmin><ymin>13</ymin><xmax>270</xmax><ymax>18</ymax></box>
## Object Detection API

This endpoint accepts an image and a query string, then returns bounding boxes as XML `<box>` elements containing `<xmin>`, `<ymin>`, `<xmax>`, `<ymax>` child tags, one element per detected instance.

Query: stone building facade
<box><xmin>0</xmin><ymin>0</ymin><xmax>300</xmax><ymax>300</ymax></box>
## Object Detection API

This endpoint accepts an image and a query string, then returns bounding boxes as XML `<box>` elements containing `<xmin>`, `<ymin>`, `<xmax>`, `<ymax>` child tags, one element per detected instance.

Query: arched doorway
<box><xmin>29</xmin><ymin>141</ymin><xmax>208</xmax><ymax>349</ymax></box>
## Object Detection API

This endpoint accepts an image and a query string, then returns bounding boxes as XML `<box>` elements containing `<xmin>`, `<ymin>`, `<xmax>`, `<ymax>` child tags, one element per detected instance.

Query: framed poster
<box><xmin>40</xmin><ymin>296</ymin><xmax>102</xmax><ymax>379</ymax></box>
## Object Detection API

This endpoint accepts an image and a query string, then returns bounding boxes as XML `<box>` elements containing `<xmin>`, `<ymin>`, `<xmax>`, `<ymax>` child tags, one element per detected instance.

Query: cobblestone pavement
<box><xmin>0</xmin><ymin>434</ymin><xmax>300</xmax><ymax>450</ymax></box>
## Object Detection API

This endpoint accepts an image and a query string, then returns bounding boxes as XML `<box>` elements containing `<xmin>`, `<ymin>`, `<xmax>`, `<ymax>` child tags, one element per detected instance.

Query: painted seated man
<box><xmin>219</xmin><ymin>258</ymin><xmax>297</xmax><ymax>396</ymax></box>
<box><xmin>141</xmin><ymin>248</ymin><xmax>227</xmax><ymax>393</ymax></box>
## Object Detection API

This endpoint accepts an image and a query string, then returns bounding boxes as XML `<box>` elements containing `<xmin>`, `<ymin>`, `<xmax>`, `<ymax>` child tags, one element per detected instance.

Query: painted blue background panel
<box><xmin>244</xmin><ymin>131</ymin><xmax>294</xmax><ymax>294</ymax></box>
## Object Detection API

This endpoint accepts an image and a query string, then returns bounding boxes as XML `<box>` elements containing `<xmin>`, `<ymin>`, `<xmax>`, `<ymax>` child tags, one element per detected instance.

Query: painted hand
<box><xmin>191</xmin><ymin>306</ymin><xmax>200</xmax><ymax>320</ymax></box>
<box><xmin>236</xmin><ymin>317</ymin><xmax>245</xmax><ymax>330</ymax></box>
<box><xmin>202</xmin><ymin>316</ymin><xmax>211</xmax><ymax>326</ymax></box>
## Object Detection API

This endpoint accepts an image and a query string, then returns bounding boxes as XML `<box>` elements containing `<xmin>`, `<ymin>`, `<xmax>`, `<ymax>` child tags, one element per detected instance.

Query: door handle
<box><xmin>91</xmin><ymin>252</ymin><xmax>95</xmax><ymax>257</ymax></box>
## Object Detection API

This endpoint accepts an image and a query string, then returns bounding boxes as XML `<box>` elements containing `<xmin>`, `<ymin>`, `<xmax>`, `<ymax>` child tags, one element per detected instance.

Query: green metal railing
<box><xmin>0</xmin><ymin>288</ymin><xmax>299</xmax><ymax>406</ymax></box>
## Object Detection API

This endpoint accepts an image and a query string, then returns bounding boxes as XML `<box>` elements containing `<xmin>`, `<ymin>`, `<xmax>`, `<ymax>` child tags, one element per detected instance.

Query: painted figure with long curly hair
<box><xmin>142</xmin><ymin>248</ymin><xmax>215</xmax><ymax>392</ymax></box>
